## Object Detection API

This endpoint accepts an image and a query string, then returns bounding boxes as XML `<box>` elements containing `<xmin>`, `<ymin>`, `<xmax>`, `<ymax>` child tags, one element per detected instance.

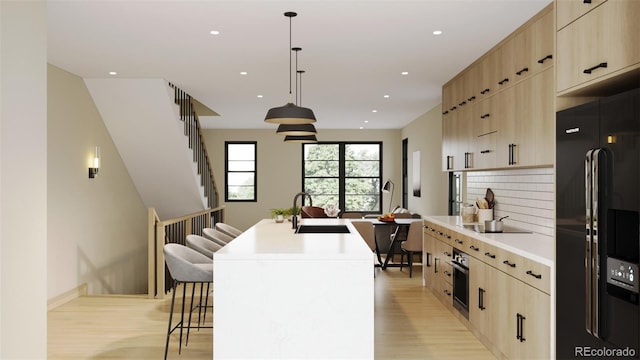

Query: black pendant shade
<box><xmin>265</xmin><ymin>103</ymin><xmax>316</xmax><ymax>124</ymax></box>
<box><xmin>283</xmin><ymin>135</ymin><xmax>318</xmax><ymax>143</ymax></box>
<box><xmin>276</xmin><ymin>123</ymin><xmax>317</xmax><ymax>136</ymax></box>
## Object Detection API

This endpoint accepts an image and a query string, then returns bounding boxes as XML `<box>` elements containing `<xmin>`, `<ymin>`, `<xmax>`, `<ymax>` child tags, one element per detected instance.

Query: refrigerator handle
<box><xmin>585</xmin><ymin>149</ymin><xmax>593</xmax><ymax>336</ymax></box>
<box><xmin>591</xmin><ymin>148</ymin><xmax>601</xmax><ymax>339</ymax></box>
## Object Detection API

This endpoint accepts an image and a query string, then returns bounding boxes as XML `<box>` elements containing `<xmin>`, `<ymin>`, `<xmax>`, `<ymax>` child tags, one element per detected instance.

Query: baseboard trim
<box><xmin>48</xmin><ymin>284</ymin><xmax>88</xmax><ymax>311</ymax></box>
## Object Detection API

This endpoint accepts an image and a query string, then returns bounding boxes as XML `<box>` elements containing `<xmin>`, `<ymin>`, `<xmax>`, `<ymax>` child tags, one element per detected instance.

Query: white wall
<box><xmin>203</xmin><ymin>129</ymin><xmax>401</xmax><ymax>231</ymax></box>
<box><xmin>0</xmin><ymin>1</ymin><xmax>47</xmax><ymax>357</ymax></box>
<box><xmin>401</xmin><ymin>104</ymin><xmax>449</xmax><ymax>216</ymax></box>
<box><xmin>47</xmin><ymin>65</ymin><xmax>148</xmax><ymax>297</ymax></box>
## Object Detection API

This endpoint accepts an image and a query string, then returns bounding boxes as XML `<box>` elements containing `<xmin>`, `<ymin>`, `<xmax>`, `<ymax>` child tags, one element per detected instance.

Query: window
<box><xmin>225</xmin><ymin>141</ymin><xmax>257</xmax><ymax>202</ymax></box>
<box><xmin>303</xmin><ymin>142</ymin><xmax>382</xmax><ymax>214</ymax></box>
<box><xmin>448</xmin><ymin>171</ymin><xmax>462</xmax><ymax>215</ymax></box>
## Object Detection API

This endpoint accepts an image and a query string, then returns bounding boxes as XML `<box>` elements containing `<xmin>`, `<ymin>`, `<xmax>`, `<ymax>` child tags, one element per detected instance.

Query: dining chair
<box><xmin>163</xmin><ymin>243</ymin><xmax>213</xmax><ymax>360</ymax></box>
<box><xmin>186</xmin><ymin>234</ymin><xmax>222</xmax><ymax>259</ymax></box>
<box><xmin>351</xmin><ymin>221</ymin><xmax>382</xmax><ymax>270</ymax></box>
<box><xmin>400</xmin><ymin>221</ymin><xmax>424</xmax><ymax>278</ymax></box>
<box><xmin>202</xmin><ymin>227</ymin><xmax>233</xmax><ymax>246</ymax></box>
<box><xmin>214</xmin><ymin>222</ymin><xmax>243</xmax><ymax>238</ymax></box>
<box><xmin>340</xmin><ymin>212</ymin><xmax>363</xmax><ymax>219</ymax></box>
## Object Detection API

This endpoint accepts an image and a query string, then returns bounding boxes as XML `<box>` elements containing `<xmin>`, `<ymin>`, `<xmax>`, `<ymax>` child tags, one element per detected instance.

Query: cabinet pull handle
<box><xmin>444</xmin><ymin>289</ymin><xmax>451</xmax><ymax>297</ymax></box>
<box><xmin>434</xmin><ymin>258</ymin><xmax>439</xmax><ymax>273</ymax></box>
<box><xmin>479</xmin><ymin>288</ymin><xmax>486</xmax><ymax>310</ymax></box>
<box><xmin>516</xmin><ymin>67</ymin><xmax>529</xmax><ymax>76</ymax></box>
<box><xmin>583</xmin><ymin>0</ymin><xmax>592</xmax><ymax>3</ymax></box>
<box><xmin>464</xmin><ymin>152</ymin><xmax>472</xmax><ymax>169</ymax></box>
<box><xmin>526</xmin><ymin>270</ymin><xmax>542</xmax><ymax>279</ymax></box>
<box><xmin>480</xmin><ymin>113</ymin><xmax>490</xmax><ymax>119</ymax></box>
<box><xmin>459</xmin><ymin>101</ymin><xmax>467</xmax><ymax>106</ymax></box>
<box><xmin>508</xmin><ymin>144</ymin><xmax>517</xmax><ymax>165</ymax></box>
<box><xmin>503</xmin><ymin>260</ymin><xmax>516</xmax><ymax>268</ymax></box>
<box><xmin>444</xmin><ymin>270</ymin><xmax>451</xmax><ymax>277</ymax></box>
<box><xmin>480</xmin><ymin>150</ymin><xmax>491</xmax><ymax>154</ymax></box>
<box><xmin>480</xmin><ymin>88</ymin><xmax>490</xmax><ymax>95</ymax></box>
<box><xmin>537</xmin><ymin>54</ymin><xmax>553</xmax><ymax>64</ymax></box>
<box><xmin>450</xmin><ymin>106</ymin><xmax>457</xmax><ymax>111</ymax></box>
<box><xmin>498</xmin><ymin>78</ymin><xmax>509</xmax><ymax>85</ymax></box>
<box><xmin>484</xmin><ymin>252</ymin><xmax>496</xmax><ymax>259</ymax></box>
<box><xmin>442</xmin><ymin>110</ymin><xmax>449</xmax><ymax>115</ymax></box>
<box><xmin>455</xmin><ymin>239</ymin><xmax>463</xmax><ymax>244</ymax></box>
<box><xmin>426</xmin><ymin>252</ymin><xmax>432</xmax><ymax>267</ymax></box>
<box><xmin>469</xmin><ymin>245</ymin><xmax>479</xmax><ymax>252</ymax></box>
<box><xmin>444</xmin><ymin>234</ymin><xmax>451</xmax><ymax>239</ymax></box>
<box><xmin>437</xmin><ymin>231</ymin><xmax>443</xmax><ymax>236</ymax></box>
<box><xmin>583</xmin><ymin>62</ymin><xmax>607</xmax><ymax>74</ymax></box>
<box><xmin>446</xmin><ymin>156</ymin><xmax>453</xmax><ymax>170</ymax></box>
<box><xmin>468</xmin><ymin>96</ymin><xmax>476</xmax><ymax>102</ymax></box>
<box><xmin>517</xmin><ymin>313</ymin><xmax>526</xmax><ymax>342</ymax></box>
<box><xmin>444</xmin><ymin>251</ymin><xmax>451</xmax><ymax>257</ymax></box>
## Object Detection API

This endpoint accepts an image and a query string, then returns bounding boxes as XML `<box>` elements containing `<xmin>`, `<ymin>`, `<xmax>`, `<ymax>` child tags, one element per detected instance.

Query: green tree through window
<box><xmin>303</xmin><ymin>142</ymin><xmax>382</xmax><ymax>213</ymax></box>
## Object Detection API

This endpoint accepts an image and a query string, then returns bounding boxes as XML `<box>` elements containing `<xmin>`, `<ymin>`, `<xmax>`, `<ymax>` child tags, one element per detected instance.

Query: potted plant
<box><xmin>269</xmin><ymin>208</ymin><xmax>288</xmax><ymax>223</ymax></box>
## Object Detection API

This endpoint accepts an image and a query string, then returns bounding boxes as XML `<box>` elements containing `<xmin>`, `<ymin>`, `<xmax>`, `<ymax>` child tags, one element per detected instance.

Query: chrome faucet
<box><xmin>292</xmin><ymin>192</ymin><xmax>313</xmax><ymax>229</ymax></box>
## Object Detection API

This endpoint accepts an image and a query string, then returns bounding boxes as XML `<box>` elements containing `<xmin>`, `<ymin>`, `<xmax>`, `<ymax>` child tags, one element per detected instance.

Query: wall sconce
<box><xmin>88</xmin><ymin>146</ymin><xmax>100</xmax><ymax>179</ymax></box>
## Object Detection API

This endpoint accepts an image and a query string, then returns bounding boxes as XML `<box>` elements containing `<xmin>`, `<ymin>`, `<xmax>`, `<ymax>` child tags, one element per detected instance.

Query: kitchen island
<box><xmin>213</xmin><ymin>218</ymin><xmax>374</xmax><ymax>359</ymax></box>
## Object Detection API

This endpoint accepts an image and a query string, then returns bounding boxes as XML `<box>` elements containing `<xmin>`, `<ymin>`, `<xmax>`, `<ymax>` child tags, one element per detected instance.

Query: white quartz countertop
<box><xmin>213</xmin><ymin>218</ymin><xmax>372</xmax><ymax>261</ymax></box>
<box><xmin>423</xmin><ymin>215</ymin><xmax>554</xmax><ymax>268</ymax></box>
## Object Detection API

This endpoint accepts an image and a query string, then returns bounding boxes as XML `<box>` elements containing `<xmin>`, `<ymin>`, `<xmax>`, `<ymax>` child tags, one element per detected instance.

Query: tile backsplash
<box><xmin>466</xmin><ymin>167</ymin><xmax>554</xmax><ymax>238</ymax></box>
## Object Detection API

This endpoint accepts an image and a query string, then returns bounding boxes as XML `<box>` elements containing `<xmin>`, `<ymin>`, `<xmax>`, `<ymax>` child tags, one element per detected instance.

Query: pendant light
<box><xmin>264</xmin><ymin>12</ymin><xmax>317</xmax><ymax>125</ymax></box>
<box><xmin>283</xmin><ymin>135</ymin><xmax>318</xmax><ymax>143</ymax></box>
<box><xmin>278</xmin><ymin>49</ymin><xmax>317</xmax><ymax>136</ymax></box>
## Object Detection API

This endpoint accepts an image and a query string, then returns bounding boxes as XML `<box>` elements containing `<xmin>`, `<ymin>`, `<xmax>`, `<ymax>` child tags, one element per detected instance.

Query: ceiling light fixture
<box><xmin>401</xmin><ymin>71</ymin><xmax>409</xmax><ymax>75</ymax></box>
<box><xmin>281</xmin><ymin>49</ymin><xmax>317</xmax><ymax>138</ymax></box>
<box><xmin>264</xmin><ymin>12</ymin><xmax>317</xmax><ymax>125</ymax></box>
<box><xmin>210</xmin><ymin>30</ymin><xmax>220</xmax><ymax>35</ymax></box>
<box><xmin>109</xmin><ymin>71</ymin><xmax>117</xmax><ymax>76</ymax></box>
<box><xmin>433</xmin><ymin>30</ymin><xmax>443</xmax><ymax>35</ymax></box>
<box><xmin>240</xmin><ymin>71</ymin><xmax>248</xmax><ymax>75</ymax></box>
<box><xmin>384</xmin><ymin>94</ymin><xmax>390</xmax><ymax>98</ymax></box>
<box><xmin>283</xmin><ymin>135</ymin><xmax>318</xmax><ymax>143</ymax></box>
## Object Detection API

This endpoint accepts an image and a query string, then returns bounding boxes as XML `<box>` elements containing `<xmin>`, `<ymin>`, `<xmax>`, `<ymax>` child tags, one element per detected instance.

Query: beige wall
<box><xmin>203</xmin><ymin>129</ymin><xmax>402</xmax><ymax>230</ymax></box>
<box><xmin>0</xmin><ymin>1</ymin><xmax>47</xmax><ymax>357</ymax></box>
<box><xmin>47</xmin><ymin>65</ymin><xmax>148</xmax><ymax>298</ymax></box>
<box><xmin>401</xmin><ymin>104</ymin><xmax>449</xmax><ymax>216</ymax></box>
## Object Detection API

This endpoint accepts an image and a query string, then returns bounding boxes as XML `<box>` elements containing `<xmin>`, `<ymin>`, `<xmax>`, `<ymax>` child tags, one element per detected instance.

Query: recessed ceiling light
<box><xmin>210</xmin><ymin>30</ymin><xmax>220</xmax><ymax>35</ymax></box>
<box><xmin>372</xmin><ymin>110</ymin><xmax>378</xmax><ymax>113</ymax></box>
<box><xmin>383</xmin><ymin>95</ymin><xmax>390</xmax><ymax>98</ymax></box>
<box><xmin>401</xmin><ymin>71</ymin><xmax>409</xmax><ymax>75</ymax></box>
<box><xmin>257</xmin><ymin>95</ymin><xmax>263</xmax><ymax>98</ymax></box>
<box><xmin>433</xmin><ymin>30</ymin><xmax>443</xmax><ymax>35</ymax></box>
<box><xmin>108</xmin><ymin>71</ymin><xmax>117</xmax><ymax>76</ymax></box>
<box><xmin>364</xmin><ymin>120</ymin><xmax>369</xmax><ymax>123</ymax></box>
<box><xmin>359</xmin><ymin>126</ymin><xmax>364</xmax><ymax>129</ymax></box>
<box><xmin>240</xmin><ymin>71</ymin><xmax>248</xmax><ymax>75</ymax></box>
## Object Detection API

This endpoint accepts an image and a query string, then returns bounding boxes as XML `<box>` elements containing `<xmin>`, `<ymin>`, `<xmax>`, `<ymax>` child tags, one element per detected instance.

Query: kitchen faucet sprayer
<box><xmin>292</xmin><ymin>192</ymin><xmax>313</xmax><ymax>229</ymax></box>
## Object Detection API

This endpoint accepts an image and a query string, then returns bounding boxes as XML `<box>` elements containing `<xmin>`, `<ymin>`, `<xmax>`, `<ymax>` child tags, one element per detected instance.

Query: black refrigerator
<box><xmin>556</xmin><ymin>87</ymin><xmax>640</xmax><ymax>359</ymax></box>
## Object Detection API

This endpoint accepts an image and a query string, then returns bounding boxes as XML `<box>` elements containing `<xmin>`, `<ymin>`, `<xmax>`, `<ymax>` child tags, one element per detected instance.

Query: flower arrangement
<box><xmin>323</xmin><ymin>204</ymin><xmax>341</xmax><ymax>218</ymax></box>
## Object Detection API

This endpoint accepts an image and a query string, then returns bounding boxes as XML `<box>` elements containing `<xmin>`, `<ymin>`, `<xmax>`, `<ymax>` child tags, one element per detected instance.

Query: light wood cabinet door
<box><xmin>442</xmin><ymin>114</ymin><xmax>454</xmax><ymax>171</ymax></box>
<box><xmin>532</xmin><ymin>9</ymin><xmax>554</xmax><ymax>71</ymax></box>
<box><xmin>556</xmin><ymin>0</ymin><xmax>607</xmax><ymax>30</ymax></box>
<box><xmin>423</xmin><ymin>228</ymin><xmax>437</xmax><ymax>290</ymax></box>
<box><xmin>531</xmin><ymin>68</ymin><xmax>555</xmax><ymax>166</ymax></box>
<box><xmin>557</xmin><ymin>0</ymin><xmax>640</xmax><ymax>94</ymax></box>
<box><xmin>469</xmin><ymin>257</ymin><xmax>497</xmax><ymax>341</ymax></box>
<box><xmin>495</xmin><ymin>271</ymin><xmax>551</xmax><ymax>360</ymax></box>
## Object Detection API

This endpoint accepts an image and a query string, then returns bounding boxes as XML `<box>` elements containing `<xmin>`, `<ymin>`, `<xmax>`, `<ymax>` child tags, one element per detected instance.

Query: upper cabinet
<box><xmin>556</xmin><ymin>0</ymin><xmax>607</xmax><ymax>30</ymax></box>
<box><xmin>441</xmin><ymin>3</ymin><xmax>555</xmax><ymax>172</ymax></box>
<box><xmin>557</xmin><ymin>0</ymin><xmax>640</xmax><ymax>95</ymax></box>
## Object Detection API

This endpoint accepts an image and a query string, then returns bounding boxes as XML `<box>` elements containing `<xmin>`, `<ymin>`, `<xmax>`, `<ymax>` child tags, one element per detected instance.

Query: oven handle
<box><xmin>451</xmin><ymin>260</ymin><xmax>468</xmax><ymax>275</ymax></box>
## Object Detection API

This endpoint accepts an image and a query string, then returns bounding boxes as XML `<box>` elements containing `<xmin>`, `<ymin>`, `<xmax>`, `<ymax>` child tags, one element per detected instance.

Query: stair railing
<box><xmin>148</xmin><ymin>206</ymin><xmax>225</xmax><ymax>298</ymax></box>
<box><xmin>168</xmin><ymin>82</ymin><xmax>218</xmax><ymax>209</ymax></box>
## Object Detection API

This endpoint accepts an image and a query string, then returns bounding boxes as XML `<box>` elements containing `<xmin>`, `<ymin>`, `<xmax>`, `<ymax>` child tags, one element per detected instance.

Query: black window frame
<box><xmin>224</xmin><ymin>141</ymin><xmax>257</xmax><ymax>202</ymax></box>
<box><xmin>302</xmin><ymin>141</ymin><xmax>383</xmax><ymax>215</ymax></box>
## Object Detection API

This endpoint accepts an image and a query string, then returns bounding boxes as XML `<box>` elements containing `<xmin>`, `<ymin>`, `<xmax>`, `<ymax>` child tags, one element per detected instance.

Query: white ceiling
<box><xmin>47</xmin><ymin>0</ymin><xmax>552</xmax><ymax>130</ymax></box>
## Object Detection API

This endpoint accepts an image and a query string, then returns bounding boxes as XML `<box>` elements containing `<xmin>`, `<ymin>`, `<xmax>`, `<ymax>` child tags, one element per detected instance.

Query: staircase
<box><xmin>84</xmin><ymin>78</ymin><xmax>218</xmax><ymax>220</ymax></box>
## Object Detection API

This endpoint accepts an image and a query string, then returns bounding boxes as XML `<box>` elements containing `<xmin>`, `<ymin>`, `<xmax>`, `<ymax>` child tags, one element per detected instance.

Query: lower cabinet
<box><xmin>426</xmin><ymin>221</ymin><xmax>551</xmax><ymax>359</ymax></box>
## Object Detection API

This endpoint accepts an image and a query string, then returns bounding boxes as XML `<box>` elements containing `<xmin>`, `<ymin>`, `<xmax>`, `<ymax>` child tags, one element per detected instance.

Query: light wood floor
<box><xmin>48</xmin><ymin>266</ymin><xmax>496</xmax><ymax>359</ymax></box>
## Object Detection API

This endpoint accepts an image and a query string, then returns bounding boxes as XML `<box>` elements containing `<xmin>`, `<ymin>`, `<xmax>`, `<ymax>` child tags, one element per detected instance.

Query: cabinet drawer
<box><xmin>519</xmin><ymin>257</ymin><xmax>551</xmax><ymax>294</ymax></box>
<box><xmin>556</xmin><ymin>0</ymin><xmax>607</xmax><ymax>30</ymax></box>
<box><xmin>434</xmin><ymin>275</ymin><xmax>453</xmax><ymax>306</ymax></box>
<box><xmin>496</xmin><ymin>247</ymin><xmax>522</xmax><ymax>279</ymax></box>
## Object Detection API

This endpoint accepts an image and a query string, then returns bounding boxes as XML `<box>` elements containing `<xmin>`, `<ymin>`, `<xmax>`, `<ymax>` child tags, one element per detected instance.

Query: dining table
<box><xmin>361</xmin><ymin>218</ymin><xmax>423</xmax><ymax>270</ymax></box>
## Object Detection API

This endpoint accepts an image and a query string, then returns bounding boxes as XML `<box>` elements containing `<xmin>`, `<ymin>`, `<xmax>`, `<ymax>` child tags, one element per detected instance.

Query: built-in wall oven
<box><xmin>452</xmin><ymin>248</ymin><xmax>470</xmax><ymax>319</ymax></box>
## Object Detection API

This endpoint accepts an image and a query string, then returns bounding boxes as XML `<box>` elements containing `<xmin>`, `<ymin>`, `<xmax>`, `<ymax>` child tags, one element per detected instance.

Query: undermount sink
<box><xmin>295</xmin><ymin>225</ymin><xmax>351</xmax><ymax>234</ymax></box>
